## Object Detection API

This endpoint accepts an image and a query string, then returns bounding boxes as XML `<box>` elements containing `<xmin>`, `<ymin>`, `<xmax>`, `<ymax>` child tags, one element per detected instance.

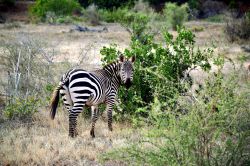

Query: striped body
<box><xmin>50</xmin><ymin>55</ymin><xmax>135</xmax><ymax>138</ymax></box>
<box><xmin>60</xmin><ymin>69</ymin><xmax>106</xmax><ymax>109</ymax></box>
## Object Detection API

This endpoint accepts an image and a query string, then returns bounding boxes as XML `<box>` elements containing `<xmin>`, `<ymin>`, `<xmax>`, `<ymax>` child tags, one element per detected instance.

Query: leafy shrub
<box><xmin>83</xmin><ymin>4</ymin><xmax>101</xmax><ymax>25</ymax></box>
<box><xmin>100</xmin><ymin>21</ymin><xmax>212</xmax><ymax>119</ymax></box>
<box><xmin>163</xmin><ymin>2</ymin><xmax>188</xmax><ymax>30</ymax></box>
<box><xmin>188</xmin><ymin>0</ymin><xmax>199</xmax><ymax>10</ymax></box>
<box><xmin>99</xmin><ymin>7</ymin><xmax>133</xmax><ymax>23</ymax></box>
<box><xmin>29</xmin><ymin>0</ymin><xmax>81</xmax><ymax>21</ymax></box>
<box><xmin>44</xmin><ymin>11</ymin><xmax>83</xmax><ymax>24</ymax></box>
<box><xmin>98</xmin><ymin>2</ymin><xmax>162</xmax><ymax>32</ymax></box>
<box><xmin>205</xmin><ymin>14</ymin><xmax>225</xmax><ymax>23</ymax></box>
<box><xmin>101</xmin><ymin>69</ymin><xmax>250</xmax><ymax>165</ymax></box>
<box><xmin>225</xmin><ymin>12</ymin><xmax>250</xmax><ymax>42</ymax></box>
<box><xmin>133</xmin><ymin>0</ymin><xmax>152</xmax><ymax>13</ymax></box>
<box><xmin>4</xmin><ymin>97</ymin><xmax>39</xmax><ymax>120</ymax></box>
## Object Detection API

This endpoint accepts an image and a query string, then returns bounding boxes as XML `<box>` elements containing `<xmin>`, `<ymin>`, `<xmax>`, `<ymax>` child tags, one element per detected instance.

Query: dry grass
<box><xmin>0</xmin><ymin>107</ymin><xmax>140</xmax><ymax>165</ymax></box>
<box><xmin>0</xmin><ymin>23</ymin><xmax>130</xmax><ymax>65</ymax></box>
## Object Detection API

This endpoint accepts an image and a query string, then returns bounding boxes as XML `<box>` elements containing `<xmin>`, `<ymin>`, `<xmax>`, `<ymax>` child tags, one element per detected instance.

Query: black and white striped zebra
<box><xmin>50</xmin><ymin>55</ymin><xmax>136</xmax><ymax>138</ymax></box>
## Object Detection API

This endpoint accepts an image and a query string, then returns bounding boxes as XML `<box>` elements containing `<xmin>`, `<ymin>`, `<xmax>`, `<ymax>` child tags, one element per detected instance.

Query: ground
<box><xmin>0</xmin><ymin>109</ymin><xmax>139</xmax><ymax>165</ymax></box>
<box><xmin>0</xmin><ymin>18</ymin><xmax>250</xmax><ymax>165</ymax></box>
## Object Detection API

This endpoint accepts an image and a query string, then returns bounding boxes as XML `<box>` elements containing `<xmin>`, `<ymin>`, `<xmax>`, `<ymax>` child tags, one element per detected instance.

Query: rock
<box><xmin>72</xmin><ymin>25</ymin><xmax>108</xmax><ymax>33</ymax></box>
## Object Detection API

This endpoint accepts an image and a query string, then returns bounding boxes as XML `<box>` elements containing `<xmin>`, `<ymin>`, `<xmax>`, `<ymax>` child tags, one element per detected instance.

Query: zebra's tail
<box><xmin>50</xmin><ymin>85</ymin><xmax>61</xmax><ymax>120</ymax></box>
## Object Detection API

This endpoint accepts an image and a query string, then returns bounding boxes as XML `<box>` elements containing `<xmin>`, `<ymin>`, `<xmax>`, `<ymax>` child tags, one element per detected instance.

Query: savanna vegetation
<box><xmin>0</xmin><ymin>0</ymin><xmax>249</xmax><ymax>165</ymax></box>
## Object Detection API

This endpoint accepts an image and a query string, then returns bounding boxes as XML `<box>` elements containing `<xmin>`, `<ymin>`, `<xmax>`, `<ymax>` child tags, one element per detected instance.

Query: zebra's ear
<box><xmin>130</xmin><ymin>56</ymin><xmax>136</xmax><ymax>63</ymax></box>
<box><xmin>119</xmin><ymin>55</ymin><xmax>125</xmax><ymax>62</ymax></box>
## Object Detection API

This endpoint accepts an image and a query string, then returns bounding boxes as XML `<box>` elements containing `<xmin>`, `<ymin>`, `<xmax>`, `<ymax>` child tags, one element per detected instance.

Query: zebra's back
<box><xmin>61</xmin><ymin>69</ymin><xmax>105</xmax><ymax>107</ymax></box>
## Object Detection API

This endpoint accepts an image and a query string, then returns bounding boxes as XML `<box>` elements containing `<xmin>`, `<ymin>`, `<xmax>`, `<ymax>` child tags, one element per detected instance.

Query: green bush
<box><xmin>205</xmin><ymin>14</ymin><xmax>225</xmax><ymax>23</ymax></box>
<box><xmin>29</xmin><ymin>0</ymin><xmax>81</xmax><ymax>21</ymax></box>
<box><xmin>83</xmin><ymin>4</ymin><xmax>101</xmax><ymax>25</ymax></box>
<box><xmin>98</xmin><ymin>2</ymin><xmax>162</xmax><ymax>32</ymax></box>
<box><xmin>163</xmin><ymin>2</ymin><xmax>188</xmax><ymax>30</ymax></box>
<box><xmin>99</xmin><ymin>7</ymin><xmax>135</xmax><ymax>24</ymax></box>
<box><xmin>100</xmin><ymin>70</ymin><xmax>250</xmax><ymax>165</ymax></box>
<box><xmin>4</xmin><ymin>97</ymin><xmax>39</xmax><ymax>120</ymax></box>
<box><xmin>100</xmin><ymin>22</ymin><xmax>212</xmax><ymax>119</ymax></box>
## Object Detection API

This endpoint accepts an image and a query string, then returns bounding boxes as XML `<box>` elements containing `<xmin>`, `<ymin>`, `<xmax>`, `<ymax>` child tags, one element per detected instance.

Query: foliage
<box><xmin>44</xmin><ymin>11</ymin><xmax>84</xmax><ymax>24</ymax></box>
<box><xmin>100</xmin><ymin>21</ymin><xmax>212</xmax><ymax>119</ymax></box>
<box><xmin>100</xmin><ymin>70</ymin><xmax>250</xmax><ymax>165</ymax></box>
<box><xmin>3</xmin><ymin>97</ymin><xmax>39</xmax><ymax>120</ymax></box>
<box><xmin>205</xmin><ymin>14</ymin><xmax>225</xmax><ymax>23</ymax></box>
<box><xmin>225</xmin><ymin>12</ymin><xmax>250</xmax><ymax>42</ymax></box>
<box><xmin>83</xmin><ymin>4</ymin><xmax>101</xmax><ymax>25</ymax></box>
<box><xmin>163</xmin><ymin>2</ymin><xmax>188</xmax><ymax>30</ymax></box>
<box><xmin>188</xmin><ymin>0</ymin><xmax>199</xmax><ymax>9</ymax></box>
<box><xmin>29</xmin><ymin>0</ymin><xmax>81</xmax><ymax>21</ymax></box>
<box><xmin>98</xmin><ymin>1</ymin><xmax>165</xmax><ymax>32</ymax></box>
<box><xmin>0</xmin><ymin>35</ymin><xmax>55</xmax><ymax>119</ymax></box>
<box><xmin>133</xmin><ymin>0</ymin><xmax>152</xmax><ymax>13</ymax></box>
<box><xmin>99</xmin><ymin>7</ymin><xmax>137</xmax><ymax>24</ymax></box>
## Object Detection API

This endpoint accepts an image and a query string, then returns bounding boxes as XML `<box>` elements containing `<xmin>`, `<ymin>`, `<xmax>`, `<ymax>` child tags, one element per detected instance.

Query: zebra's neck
<box><xmin>95</xmin><ymin>61</ymin><xmax>121</xmax><ymax>88</ymax></box>
<box><xmin>103</xmin><ymin>61</ymin><xmax>121</xmax><ymax>86</ymax></box>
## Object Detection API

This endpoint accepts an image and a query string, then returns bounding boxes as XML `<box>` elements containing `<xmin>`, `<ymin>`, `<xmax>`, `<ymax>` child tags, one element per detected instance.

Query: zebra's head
<box><xmin>118</xmin><ymin>55</ymin><xmax>136</xmax><ymax>89</ymax></box>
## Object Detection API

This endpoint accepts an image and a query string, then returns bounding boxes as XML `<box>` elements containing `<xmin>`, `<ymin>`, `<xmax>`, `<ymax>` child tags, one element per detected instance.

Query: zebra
<box><xmin>49</xmin><ymin>55</ymin><xmax>136</xmax><ymax>138</ymax></box>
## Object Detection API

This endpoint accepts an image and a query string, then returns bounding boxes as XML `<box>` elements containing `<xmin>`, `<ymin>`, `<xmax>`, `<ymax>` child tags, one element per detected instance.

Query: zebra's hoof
<box><xmin>108</xmin><ymin>127</ymin><xmax>113</xmax><ymax>131</ymax></box>
<box><xmin>90</xmin><ymin>129</ymin><xmax>95</xmax><ymax>138</ymax></box>
<box><xmin>69</xmin><ymin>132</ymin><xmax>78</xmax><ymax>138</ymax></box>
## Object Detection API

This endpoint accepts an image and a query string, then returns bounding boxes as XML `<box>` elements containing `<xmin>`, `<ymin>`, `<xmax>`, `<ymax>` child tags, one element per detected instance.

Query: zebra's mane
<box><xmin>102</xmin><ymin>60</ymin><xmax>120</xmax><ymax>70</ymax></box>
<box><xmin>97</xmin><ymin>60</ymin><xmax>121</xmax><ymax>83</ymax></box>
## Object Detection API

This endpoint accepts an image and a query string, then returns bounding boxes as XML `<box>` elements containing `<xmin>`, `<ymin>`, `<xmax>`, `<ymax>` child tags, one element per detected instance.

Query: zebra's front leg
<box><xmin>106</xmin><ymin>102</ymin><xmax>115</xmax><ymax>132</ymax></box>
<box><xmin>90</xmin><ymin>106</ymin><xmax>99</xmax><ymax>138</ymax></box>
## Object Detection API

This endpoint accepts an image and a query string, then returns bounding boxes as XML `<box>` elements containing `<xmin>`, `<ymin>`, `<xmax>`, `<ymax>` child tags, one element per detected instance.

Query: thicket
<box><xmin>28</xmin><ymin>0</ymin><xmax>189</xmax><ymax>30</ymax></box>
<box><xmin>0</xmin><ymin>36</ymin><xmax>55</xmax><ymax>120</ymax></box>
<box><xmin>99</xmin><ymin>1</ymin><xmax>188</xmax><ymax>31</ymax></box>
<box><xmin>101</xmin><ymin>69</ymin><xmax>250</xmax><ymax>165</ymax></box>
<box><xmin>100</xmin><ymin>14</ymin><xmax>212</xmax><ymax>121</ymax></box>
<box><xmin>225</xmin><ymin>12</ymin><xmax>250</xmax><ymax>42</ymax></box>
<box><xmin>163</xmin><ymin>3</ymin><xmax>188</xmax><ymax>30</ymax></box>
<box><xmin>29</xmin><ymin>0</ymin><xmax>81</xmax><ymax>21</ymax></box>
<box><xmin>98</xmin><ymin>9</ymin><xmax>250</xmax><ymax>164</ymax></box>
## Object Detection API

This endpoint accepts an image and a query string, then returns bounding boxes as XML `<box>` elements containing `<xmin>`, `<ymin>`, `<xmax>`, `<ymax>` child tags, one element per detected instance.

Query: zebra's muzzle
<box><xmin>125</xmin><ymin>79</ymin><xmax>132</xmax><ymax>89</ymax></box>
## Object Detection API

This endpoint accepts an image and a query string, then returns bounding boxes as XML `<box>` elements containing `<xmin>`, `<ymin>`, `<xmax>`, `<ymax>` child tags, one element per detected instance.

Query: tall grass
<box><xmin>100</xmin><ymin>68</ymin><xmax>250</xmax><ymax>165</ymax></box>
<box><xmin>0</xmin><ymin>35</ymin><xmax>56</xmax><ymax>120</ymax></box>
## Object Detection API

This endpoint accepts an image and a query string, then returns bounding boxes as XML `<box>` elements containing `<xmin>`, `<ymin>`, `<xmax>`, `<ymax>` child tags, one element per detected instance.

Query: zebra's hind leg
<box><xmin>60</xmin><ymin>86</ymin><xmax>73</xmax><ymax>112</ymax></box>
<box><xmin>69</xmin><ymin>103</ymin><xmax>85</xmax><ymax>138</ymax></box>
<box><xmin>90</xmin><ymin>106</ymin><xmax>99</xmax><ymax>138</ymax></box>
